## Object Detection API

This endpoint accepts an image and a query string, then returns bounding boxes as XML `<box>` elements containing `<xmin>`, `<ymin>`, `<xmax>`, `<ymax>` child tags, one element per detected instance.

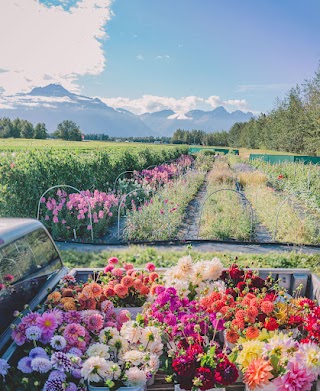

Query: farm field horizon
<box><xmin>0</xmin><ymin>137</ymin><xmax>301</xmax><ymax>158</ymax></box>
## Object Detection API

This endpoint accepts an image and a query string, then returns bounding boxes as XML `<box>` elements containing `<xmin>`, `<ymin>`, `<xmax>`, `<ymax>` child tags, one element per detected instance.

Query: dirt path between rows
<box><xmin>56</xmin><ymin>240</ymin><xmax>320</xmax><ymax>255</ymax></box>
<box><xmin>176</xmin><ymin>173</ymin><xmax>209</xmax><ymax>240</ymax></box>
<box><xmin>234</xmin><ymin>180</ymin><xmax>273</xmax><ymax>243</ymax></box>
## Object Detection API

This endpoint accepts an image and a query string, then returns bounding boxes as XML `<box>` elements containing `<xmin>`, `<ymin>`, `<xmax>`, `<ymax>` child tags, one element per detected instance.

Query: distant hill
<box><xmin>0</xmin><ymin>84</ymin><xmax>255</xmax><ymax>136</ymax></box>
<box><xmin>140</xmin><ymin>106</ymin><xmax>255</xmax><ymax>136</ymax></box>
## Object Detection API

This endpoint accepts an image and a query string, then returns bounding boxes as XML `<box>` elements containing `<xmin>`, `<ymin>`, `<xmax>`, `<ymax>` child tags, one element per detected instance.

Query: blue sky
<box><xmin>1</xmin><ymin>0</ymin><xmax>320</xmax><ymax>114</ymax></box>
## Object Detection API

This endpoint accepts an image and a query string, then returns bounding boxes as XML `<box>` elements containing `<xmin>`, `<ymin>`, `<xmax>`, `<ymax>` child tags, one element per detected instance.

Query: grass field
<box><xmin>0</xmin><ymin>138</ymin><xmax>299</xmax><ymax>157</ymax></box>
<box><xmin>0</xmin><ymin>138</ymin><xmax>183</xmax><ymax>151</ymax></box>
<box><xmin>60</xmin><ymin>246</ymin><xmax>320</xmax><ymax>274</ymax></box>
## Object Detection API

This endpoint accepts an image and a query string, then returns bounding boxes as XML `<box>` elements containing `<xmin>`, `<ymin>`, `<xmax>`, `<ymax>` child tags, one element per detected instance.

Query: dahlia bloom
<box><xmin>273</xmin><ymin>361</ymin><xmax>315</xmax><ymax>391</ymax></box>
<box><xmin>37</xmin><ymin>312</ymin><xmax>58</xmax><ymax>334</ymax></box>
<box><xmin>244</xmin><ymin>358</ymin><xmax>273</xmax><ymax>390</ymax></box>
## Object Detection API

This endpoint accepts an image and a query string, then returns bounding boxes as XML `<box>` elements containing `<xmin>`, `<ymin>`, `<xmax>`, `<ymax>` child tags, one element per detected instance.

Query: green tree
<box><xmin>0</xmin><ymin>117</ymin><xmax>14</xmax><ymax>138</ymax></box>
<box><xmin>34</xmin><ymin>123</ymin><xmax>48</xmax><ymax>139</ymax></box>
<box><xmin>20</xmin><ymin>120</ymin><xmax>34</xmax><ymax>139</ymax></box>
<box><xmin>54</xmin><ymin>120</ymin><xmax>82</xmax><ymax>141</ymax></box>
<box><xmin>12</xmin><ymin>118</ymin><xmax>22</xmax><ymax>138</ymax></box>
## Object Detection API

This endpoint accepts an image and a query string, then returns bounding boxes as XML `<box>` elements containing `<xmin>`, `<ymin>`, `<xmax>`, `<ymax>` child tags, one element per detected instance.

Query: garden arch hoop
<box><xmin>113</xmin><ymin>171</ymin><xmax>145</xmax><ymax>193</ymax></box>
<box><xmin>37</xmin><ymin>185</ymin><xmax>94</xmax><ymax>241</ymax></box>
<box><xmin>117</xmin><ymin>188</ymin><xmax>172</xmax><ymax>240</ymax></box>
<box><xmin>273</xmin><ymin>191</ymin><xmax>314</xmax><ymax>241</ymax></box>
<box><xmin>196</xmin><ymin>188</ymin><xmax>254</xmax><ymax>241</ymax></box>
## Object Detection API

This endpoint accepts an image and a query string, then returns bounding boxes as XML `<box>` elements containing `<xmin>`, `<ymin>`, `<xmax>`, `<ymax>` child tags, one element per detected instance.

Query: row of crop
<box><xmin>198</xmin><ymin>160</ymin><xmax>252</xmax><ymax>241</ymax></box>
<box><xmin>248</xmin><ymin>158</ymin><xmax>320</xmax><ymax>213</ymax></box>
<box><xmin>229</xmin><ymin>158</ymin><xmax>320</xmax><ymax>244</ymax></box>
<box><xmin>0</xmin><ymin>146</ymin><xmax>188</xmax><ymax>218</ymax></box>
<box><xmin>39</xmin><ymin>155</ymin><xmax>194</xmax><ymax>241</ymax></box>
<box><xmin>124</xmin><ymin>170</ymin><xmax>206</xmax><ymax>241</ymax></box>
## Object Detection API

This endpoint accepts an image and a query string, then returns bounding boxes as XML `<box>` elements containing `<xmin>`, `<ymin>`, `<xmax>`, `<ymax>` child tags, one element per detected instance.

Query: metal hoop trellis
<box><xmin>37</xmin><ymin>185</ymin><xmax>94</xmax><ymax>241</ymax></box>
<box><xmin>117</xmin><ymin>187</ymin><xmax>172</xmax><ymax>240</ymax></box>
<box><xmin>113</xmin><ymin>171</ymin><xmax>145</xmax><ymax>193</ymax></box>
<box><xmin>273</xmin><ymin>191</ymin><xmax>314</xmax><ymax>241</ymax></box>
<box><xmin>196</xmin><ymin>188</ymin><xmax>254</xmax><ymax>241</ymax></box>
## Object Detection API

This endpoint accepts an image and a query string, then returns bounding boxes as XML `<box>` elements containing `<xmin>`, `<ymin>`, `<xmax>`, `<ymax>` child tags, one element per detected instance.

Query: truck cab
<box><xmin>0</xmin><ymin>218</ymin><xmax>67</xmax><ymax>359</ymax></box>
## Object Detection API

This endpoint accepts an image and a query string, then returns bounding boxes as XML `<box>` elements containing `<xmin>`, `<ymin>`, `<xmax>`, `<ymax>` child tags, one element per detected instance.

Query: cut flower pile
<box><xmin>1</xmin><ymin>257</ymin><xmax>320</xmax><ymax>391</ymax></box>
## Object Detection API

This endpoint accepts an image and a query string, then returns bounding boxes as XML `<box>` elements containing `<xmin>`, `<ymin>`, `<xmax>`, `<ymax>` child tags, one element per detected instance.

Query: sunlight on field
<box><xmin>0</xmin><ymin>138</ymin><xmax>177</xmax><ymax>151</ymax></box>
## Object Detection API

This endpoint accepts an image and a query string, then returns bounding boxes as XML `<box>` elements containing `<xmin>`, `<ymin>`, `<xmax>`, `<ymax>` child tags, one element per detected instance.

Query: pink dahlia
<box><xmin>12</xmin><ymin>323</ymin><xmax>27</xmax><ymax>346</ymax></box>
<box><xmin>145</xmin><ymin>262</ymin><xmax>156</xmax><ymax>272</ymax></box>
<box><xmin>21</xmin><ymin>312</ymin><xmax>40</xmax><ymax>327</ymax></box>
<box><xmin>108</xmin><ymin>257</ymin><xmax>119</xmax><ymax>265</ymax></box>
<box><xmin>84</xmin><ymin>313</ymin><xmax>104</xmax><ymax>333</ymax></box>
<box><xmin>273</xmin><ymin>361</ymin><xmax>315</xmax><ymax>391</ymax></box>
<box><xmin>123</xmin><ymin>263</ymin><xmax>134</xmax><ymax>271</ymax></box>
<box><xmin>100</xmin><ymin>300</ymin><xmax>114</xmax><ymax>315</ymax></box>
<box><xmin>104</xmin><ymin>264</ymin><xmax>114</xmax><ymax>273</ymax></box>
<box><xmin>111</xmin><ymin>268</ymin><xmax>123</xmax><ymax>277</ymax></box>
<box><xmin>63</xmin><ymin>323</ymin><xmax>86</xmax><ymax>345</ymax></box>
<box><xmin>117</xmin><ymin>310</ymin><xmax>130</xmax><ymax>325</ymax></box>
<box><xmin>37</xmin><ymin>312</ymin><xmax>58</xmax><ymax>334</ymax></box>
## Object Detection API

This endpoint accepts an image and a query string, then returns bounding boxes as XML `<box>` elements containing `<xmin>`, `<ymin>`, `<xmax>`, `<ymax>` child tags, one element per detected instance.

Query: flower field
<box><xmin>228</xmin><ymin>155</ymin><xmax>320</xmax><ymax>244</ymax></box>
<box><xmin>1</xmin><ymin>255</ymin><xmax>320</xmax><ymax>390</ymax></box>
<box><xmin>0</xmin><ymin>144</ymin><xmax>188</xmax><ymax>220</ymax></box>
<box><xmin>198</xmin><ymin>160</ymin><xmax>252</xmax><ymax>241</ymax></box>
<box><xmin>0</xmin><ymin>139</ymin><xmax>319</xmax><ymax>245</ymax></box>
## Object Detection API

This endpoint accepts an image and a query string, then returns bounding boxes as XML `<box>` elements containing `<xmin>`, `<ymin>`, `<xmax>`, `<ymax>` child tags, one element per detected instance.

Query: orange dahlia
<box><xmin>244</xmin><ymin>358</ymin><xmax>273</xmax><ymax>390</ymax></box>
<box><xmin>226</xmin><ymin>329</ymin><xmax>239</xmax><ymax>344</ymax></box>
<box><xmin>121</xmin><ymin>276</ymin><xmax>134</xmax><ymax>287</ymax></box>
<box><xmin>139</xmin><ymin>285</ymin><xmax>150</xmax><ymax>295</ymax></box>
<box><xmin>81</xmin><ymin>285</ymin><xmax>95</xmax><ymax>299</ymax></box>
<box><xmin>247</xmin><ymin>307</ymin><xmax>259</xmax><ymax>318</ymax></box>
<box><xmin>114</xmin><ymin>284</ymin><xmax>128</xmax><ymax>298</ymax></box>
<box><xmin>235</xmin><ymin>309</ymin><xmax>247</xmax><ymax>322</ymax></box>
<box><xmin>90</xmin><ymin>282</ymin><xmax>103</xmax><ymax>298</ymax></box>
<box><xmin>149</xmin><ymin>272</ymin><xmax>159</xmax><ymax>283</ymax></box>
<box><xmin>47</xmin><ymin>291</ymin><xmax>61</xmax><ymax>304</ymax></box>
<box><xmin>133</xmin><ymin>279</ymin><xmax>143</xmax><ymax>290</ymax></box>
<box><xmin>245</xmin><ymin>326</ymin><xmax>260</xmax><ymax>339</ymax></box>
<box><xmin>261</xmin><ymin>300</ymin><xmax>274</xmax><ymax>315</ymax></box>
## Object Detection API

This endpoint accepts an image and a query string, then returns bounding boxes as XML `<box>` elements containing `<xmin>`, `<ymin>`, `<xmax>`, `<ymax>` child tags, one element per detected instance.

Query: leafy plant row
<box><xmin>0</xmin><ymin>146</ymin><xmax>188</xmax><ymax>218</ymax></box>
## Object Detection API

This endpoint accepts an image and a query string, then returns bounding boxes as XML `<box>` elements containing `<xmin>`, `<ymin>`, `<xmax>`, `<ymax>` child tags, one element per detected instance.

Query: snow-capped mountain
<box><xmin>0</xmin><ymin>84</ymin><xmax>155</xmax><ymax>137</ymax></box>
<box><xmin>0</xmin><ymin>84</ymin><xmax>254</xmax><ymax>136</ymax></box>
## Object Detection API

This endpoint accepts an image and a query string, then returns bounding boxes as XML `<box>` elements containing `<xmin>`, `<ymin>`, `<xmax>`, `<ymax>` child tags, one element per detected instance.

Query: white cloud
<box><xmin>101</xmin><ymin>94</ymin><xmax>251</xmax><ymax>115</ymax></box>
<box><xmin>0</xmin><ymin>93</ymin><xmax>77</xmax><ymax>109</ymax></box>
<box><xmin>154</xmin><ymin>55</ymin><xmax>170</xmax><ymax>60</ymax></box>
<box><xmin>0</xmin><ymin>0</ymin><xmax>113</xmax><ymax>95</ymax></box>
<box><xmin>136</xmin><ymin>55</ymin><xmax>144</xmax><ymax>60</ymax></box>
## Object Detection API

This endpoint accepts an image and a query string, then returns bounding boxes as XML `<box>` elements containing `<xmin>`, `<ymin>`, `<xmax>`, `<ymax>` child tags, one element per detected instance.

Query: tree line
<box><xmin>0</xmin><ymin>118</ymin><xmax>48</xmax><ymax>139</ymax></box>
<box><xmin>0</xmin><ymin>119</ymin><xmax>82</xmax><ymax>141</ymax></box>
<box><xmin>172</xmin><ymin>64</ymin><xmax>320</xmax><ymax>156</ymax></box>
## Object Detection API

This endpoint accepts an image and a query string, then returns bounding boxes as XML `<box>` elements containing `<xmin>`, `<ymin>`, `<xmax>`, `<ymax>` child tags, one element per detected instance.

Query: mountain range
<box><xmin>0</xmin><ymin>84</ymin><xmax>255</xmax><ymax>137</ymax></box>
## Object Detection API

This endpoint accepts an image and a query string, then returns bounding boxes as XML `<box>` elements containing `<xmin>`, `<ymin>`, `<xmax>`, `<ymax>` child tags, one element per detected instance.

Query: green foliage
<box><xmin>194</xmin><ymin>150</ymin><xmax>215</xmax><ymax>171</ymax></box>
<box><xmin>250</xmin><ymin>159</ymin><xmax>320</xmax><ymax>212</ymax></box>
<box><xmin>171</xmin><ymin>128</ymin><xmax>230</xmax><ymax>146</ymax></box>
<box><xmin>60</xmin><ymin>246</ymin><xmax>320</xmax><ymax>274</ymax></box>
<box><xmin>199</xmin><ymin>162</ymin><xmax>252</xmax><ymax>241</ymax></box>
<box><xmin>228</xmin><ymin>64</ymin><xmax>320</xmax><ymax>156</ymax></box>
<box><xmin>53</xmin><ymin>120</ymin><xmax>82</xmax><ymax>141</ymax></box>
<box><xmin>0</xmin><ymin>145</ymin><xmax>188</xmax><ymax>218</ymax></box>
<box><xmin>124</xmin><ymin>171</ymin><xmax>205</xmax><ymax>241</ymax></box>
<box><xmin>34</xmin><ymin>123</ymin><xmax>48</xmax><ymax>139</ymax></box>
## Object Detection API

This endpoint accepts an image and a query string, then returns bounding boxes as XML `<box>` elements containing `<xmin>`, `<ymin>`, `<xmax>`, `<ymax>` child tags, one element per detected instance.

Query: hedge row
<box><xmin>0</xmin><ymin>146</ymin><xmax>188</xmax><ymax>218</ymax></box>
